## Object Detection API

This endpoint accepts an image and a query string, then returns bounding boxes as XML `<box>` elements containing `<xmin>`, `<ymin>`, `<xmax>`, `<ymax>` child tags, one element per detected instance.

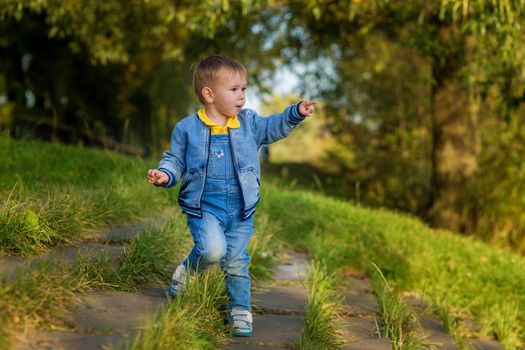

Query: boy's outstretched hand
<box><xmin>148</xmin><ymin>169</ymin><xmax>169</xmax><ymax>186</ymax></box>
<box><xmin>299</xmin><ymin>100</ymin><xmax>316</xmax><ymax>117</ymax></box>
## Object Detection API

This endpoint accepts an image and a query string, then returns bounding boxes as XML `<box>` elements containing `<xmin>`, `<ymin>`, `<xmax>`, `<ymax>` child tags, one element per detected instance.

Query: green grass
<box><xmin>0</xmin><ymin>137</ymin><xmax>147</xmax><ymax>189</ymax></box>
<box><xmin>258</xmin><ymin>184</ymin><xmax>525</xmax><ymax>349</ymax></box>
<box><xmin>298</xmin><ymin>262</ymin><xmax>342</xmax><ymax>350</ymax></box>
<box><xmin>101</xmin><ymin>218</ymin><xmax>190</xmax><ymax>290</ymax></box>
<box><xmin>0</xmin><ymin>137</ymin><xmax>172</xmax><ymax>256</ymax></box>
<box><xmin>124</xmin><ymin>268</ymin><xmax>228</xmax><ymax>350</ymax></box>
<box><xmin>371</xmin><ymin>265</ymin><xmax>427</xmax><ymax>350</ymax></box>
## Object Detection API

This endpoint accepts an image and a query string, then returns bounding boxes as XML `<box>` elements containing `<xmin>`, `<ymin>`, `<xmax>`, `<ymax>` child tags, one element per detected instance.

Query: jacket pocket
<box><xmin>179</xmin><ymin>168</ymin><xmax>204</xmax><ymax>207</ymax></box>
<box><xmin>180</xmin><ymin>172</ymin><xmax>190</xmax><ymax>189</ymax></box>
<box><xmin>238</xmin><ymin>166</ymin><xmax>260</xmax><ymax>207</ymax></box>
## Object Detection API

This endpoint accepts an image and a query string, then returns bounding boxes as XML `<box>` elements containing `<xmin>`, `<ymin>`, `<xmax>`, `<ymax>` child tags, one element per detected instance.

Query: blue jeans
<box><xmin>182</xmin><ymin>135</ymin><xmax>254</xmax><ymax>311</ymax></box>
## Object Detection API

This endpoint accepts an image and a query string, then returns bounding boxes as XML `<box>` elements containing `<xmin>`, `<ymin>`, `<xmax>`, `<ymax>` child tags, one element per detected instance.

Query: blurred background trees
<box><xmin>1</xmin><ymin>0</ymin><xmax>525</xmax><ymax>252</ymax></box>
<box><xmin>0</xmin><ymin>0</ymin><xmax>279</xmax><ymax>152</ymax></box>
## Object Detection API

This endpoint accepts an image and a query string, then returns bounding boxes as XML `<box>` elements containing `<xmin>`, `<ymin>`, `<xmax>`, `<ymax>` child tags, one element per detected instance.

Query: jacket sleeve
<box><xmin>250</xmin><ymin>103</ymin><xmax>306</xmax><ymax>146</ymax></box>
<box><xmin>157</xmin><ymin>123</ymin><xmax>187</xmax><ymax>188</ymax></box>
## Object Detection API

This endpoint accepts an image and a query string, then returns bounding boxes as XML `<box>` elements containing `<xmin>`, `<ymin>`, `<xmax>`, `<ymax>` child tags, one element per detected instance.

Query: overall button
<box><xmin>213</xmin><ymin>149</ymin><xmax>225</xmax><ymax>158</ymax></box>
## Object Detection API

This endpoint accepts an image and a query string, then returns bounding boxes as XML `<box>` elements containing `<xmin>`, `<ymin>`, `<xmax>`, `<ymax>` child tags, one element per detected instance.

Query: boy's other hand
<box><xmin>147</xmin><ymin>169</ymin><xmax>169</xmax><ymax>185</ymax></box>
<box><xmin>299</xmin><ymin>100</ymin><xmax>316</xmax><ymax>117</ymax></box>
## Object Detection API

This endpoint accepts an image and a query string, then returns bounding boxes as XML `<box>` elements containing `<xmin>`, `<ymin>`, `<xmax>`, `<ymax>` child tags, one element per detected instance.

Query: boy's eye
<box><xmin>242</xmin><ymin>87</ymin><xmax>247</xmax><ymax>92</ymax></box>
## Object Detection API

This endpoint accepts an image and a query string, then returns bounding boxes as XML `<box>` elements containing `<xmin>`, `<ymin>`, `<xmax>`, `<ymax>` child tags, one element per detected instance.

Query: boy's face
<box><xmin>205</xmin><ymin>68</ymin><xmax>247</xmax><ymax>118</ymax></box>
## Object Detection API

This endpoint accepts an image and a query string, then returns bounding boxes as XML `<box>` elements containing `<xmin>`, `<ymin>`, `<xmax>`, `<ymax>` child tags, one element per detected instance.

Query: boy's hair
<box><xmin>192</xmin><ymin>55</ymin><xmax>247</xmax><ymax>104</ymax></box>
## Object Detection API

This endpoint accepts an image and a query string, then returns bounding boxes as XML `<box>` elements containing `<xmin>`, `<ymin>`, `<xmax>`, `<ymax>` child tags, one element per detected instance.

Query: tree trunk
<box><xmin>430</xmin><ymin>59</ymin><xmax>480</xmax><ymax>232</ymax></box>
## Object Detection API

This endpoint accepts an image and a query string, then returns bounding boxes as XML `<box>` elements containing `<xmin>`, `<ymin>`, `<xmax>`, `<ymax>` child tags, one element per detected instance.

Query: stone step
<box><xmin>344</xmin><ymin>276</ymin><xmax>374</xmax><ymax>294</ymax></box>
<box><xmin>226</xmin><ymin>314</ymin><xmax>304</xmax><ymax>349</ymax></box>
<box><xmin>272</xmin><ymin>252</ymin><xmax>311</xmax><ymax>282</ymax></box>
<box><xmin>470</xmin><ymin>339</ymin><xmax>505</xmax><ymax>350</ymax></box>
<box><xmin>341</xmin><ymin>290</ymin><xmax>382</xmax><ymax>317</ymax></box>
<box><xmin>13</xmin><ymin>288</ymin><xmax>167</xmax><ymax>350</ymax></box>
<box><xmin>14</xmin><ymin>329</ymin><xmax>124</xmax><ymax>350</ymax></box>
<box><xmin>70</xmin><ymin>288</ymin><xmax>168</xmax><ymax>334</ymax></box>
<box><xmin>0</xmin><ymin>256</ymin><xmax>25</xmax><ymax>277</ymax></box>
<box><xmin>93</xmin><ymin>221</ymin><xmax>148</xmax><ymax>243</ymax></box>
<box><xmin>339</xmin><ymin>276</ymin><xmax>392</xmax><ymax>350</ymax></box>
<box><xmin>0</xmin><ymin>222</ymin><xmax>147</xmax><ymax>279</ymax></box>
<box><xmin>343</xmin><ymin>337</ymin><xmax>392</xmax><ymax>350</ymax></box>
<box><xmin>421</xmin><ymin>316</ymin><xmax>460</xmax><ymax>350</ymax></box>
<box><xmin>253</xmin><ymin>285</ymin><xmax>308</xmax><ymax>315</ymax></box>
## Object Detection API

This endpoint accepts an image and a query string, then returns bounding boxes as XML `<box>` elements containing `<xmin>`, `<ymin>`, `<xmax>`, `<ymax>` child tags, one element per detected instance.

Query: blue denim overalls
<box><xmin>183</xmin><ymin>134</ymin><xmax>254</xmax><ymax>311</ymax></box>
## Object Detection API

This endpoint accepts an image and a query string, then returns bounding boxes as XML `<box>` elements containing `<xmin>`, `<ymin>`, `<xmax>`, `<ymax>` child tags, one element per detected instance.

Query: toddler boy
<box><xmin>148</xmin><ymin>55</ymin><xmax>315</xmax><ymax>336</ymax></box>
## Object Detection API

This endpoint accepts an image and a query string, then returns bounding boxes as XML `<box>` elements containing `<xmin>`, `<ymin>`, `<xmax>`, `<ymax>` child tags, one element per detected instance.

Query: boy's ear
<box><xmin>202</xmin><ymin>87</ymin><xmax>214</xmax><ymax>104</ymax></box>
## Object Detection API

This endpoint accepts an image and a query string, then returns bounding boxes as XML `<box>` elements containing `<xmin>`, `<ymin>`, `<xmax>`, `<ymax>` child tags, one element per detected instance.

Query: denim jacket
<box><xmin>158</xmin><ymin>104</ymin><xmax>305</xmax><ymax>220</ymax></box>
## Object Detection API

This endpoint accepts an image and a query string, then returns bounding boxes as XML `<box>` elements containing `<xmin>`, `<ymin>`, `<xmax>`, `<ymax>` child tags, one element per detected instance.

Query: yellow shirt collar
<box><xmin>197</xmin><ymin>108</ymin><xmax>240</xmax><ymax>135</ymax></box>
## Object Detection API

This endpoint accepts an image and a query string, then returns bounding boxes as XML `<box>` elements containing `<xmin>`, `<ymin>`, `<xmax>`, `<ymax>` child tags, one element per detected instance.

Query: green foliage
<box><xmin>0</xmin><ymin>0</ymin><xmax>269</xmax><ymax>64</ymax></box>
<box><xmin>0</xmin><ymin>0</ymin><xmax>280</xmax><ymax>150</ymax></box>
<box><xmin>276</xmin><ymin>0</ymin><xmax>525</xmax><ymax>244</ymax></box>
<box><xmin>470</xmin><ymin>111</ymin><xmax>525</xmax><ymax>253</ymax></box>
<box><xmin>323</xmin><ymin>33</ymin><xmax>432</xmax><ymax>215</ymax></box>
<box><xmin>3</xmin><ymin>0</ymin><xmax>524</xmax><ymax>245</ymax></box>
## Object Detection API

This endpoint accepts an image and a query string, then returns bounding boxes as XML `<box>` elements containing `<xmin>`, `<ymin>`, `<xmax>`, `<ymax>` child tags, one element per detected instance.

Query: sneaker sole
<box><xmin>232</xmin><ymin>330</ymin><xmax>252</xmax><ymax>337</ymax></box>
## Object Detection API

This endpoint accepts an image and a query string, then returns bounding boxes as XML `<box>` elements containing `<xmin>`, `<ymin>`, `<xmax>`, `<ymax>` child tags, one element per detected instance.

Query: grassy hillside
<box><xmin>259</xmin><ymin>185</ymin><xmax>525</xmax><ymax>349</ymax></box>
<box><xmin>2</xmin><ymin>137</ymin><xmax>524</xmax><ymax>348</ymax></box>
<box><xmin>0</xmin><ymin>137</ymin><xmax>172</xmax><ymax>255</ymax></box>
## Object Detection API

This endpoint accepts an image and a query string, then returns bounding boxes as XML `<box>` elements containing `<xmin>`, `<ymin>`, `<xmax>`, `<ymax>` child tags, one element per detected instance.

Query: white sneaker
<box><xmin>168</xmin><ymin>263</ymin><xmax>186</xmax><ymax>298</ymax></box>
<box><xmin>229</xmin><ymin>308</ymin><xmax>253</xmax><ymax>337</ymax></box>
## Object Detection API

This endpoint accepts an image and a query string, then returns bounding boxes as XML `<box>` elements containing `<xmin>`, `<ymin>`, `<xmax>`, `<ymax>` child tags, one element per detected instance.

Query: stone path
<box><xmin>5</xmin><ymin>222</ymin><xmax>164</xmax><ymax>350</ymax></box>
<box><xmin>4</xmin><ymin>224</ymin><xmax>501</xmax><ymax>350</ymax></box>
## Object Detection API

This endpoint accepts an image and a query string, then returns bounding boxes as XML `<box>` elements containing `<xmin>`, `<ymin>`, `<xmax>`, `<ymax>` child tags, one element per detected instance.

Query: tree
<box><xmin>0</xmin><ymin>0</ymin><xmax>277</xmax><ymax>152</ymax></box>
<box><xmin>284</xmin><ymin>0</ymin><xmax>525</xmax><ymax>232</ymax></box>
